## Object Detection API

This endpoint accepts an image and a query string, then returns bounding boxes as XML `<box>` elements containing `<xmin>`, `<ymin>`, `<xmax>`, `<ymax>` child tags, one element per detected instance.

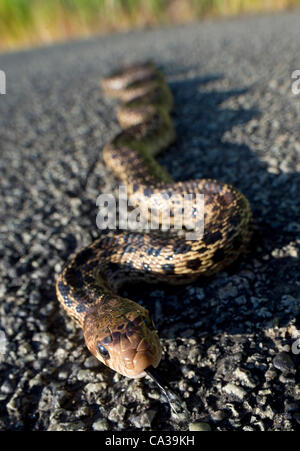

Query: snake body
<box><xmin>56</xmin><ymin>62</ymin><xmax>252</xmax><ymax>378</ymax></box>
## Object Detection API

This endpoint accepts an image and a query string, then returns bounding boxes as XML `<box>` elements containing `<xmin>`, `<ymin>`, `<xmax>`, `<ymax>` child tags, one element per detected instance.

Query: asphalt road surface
<box><xmin>0</xmin><ymin>12</ymin><xmax>300</xmax><ymax>431</ymax></box>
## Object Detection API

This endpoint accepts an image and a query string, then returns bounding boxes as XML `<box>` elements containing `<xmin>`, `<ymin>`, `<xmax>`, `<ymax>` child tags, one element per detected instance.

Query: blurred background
<box><xmin>0</xmin><ymin>0</ymin><xmax>299</xmax><ymax>52</ymax></box>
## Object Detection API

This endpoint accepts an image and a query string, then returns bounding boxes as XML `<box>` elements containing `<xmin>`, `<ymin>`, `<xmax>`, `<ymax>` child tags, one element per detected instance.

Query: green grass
<box><xmin>0</xmin><ymin>0</ymin><xmax>299</xmax><ymax>50</ymax></box>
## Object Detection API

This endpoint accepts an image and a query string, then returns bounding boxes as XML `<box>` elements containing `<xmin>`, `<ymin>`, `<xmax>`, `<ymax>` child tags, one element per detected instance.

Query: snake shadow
<box><xmin>119</xmin><ymin>72</ymin><xmax>300</xmax><ymax>398</ymax></box>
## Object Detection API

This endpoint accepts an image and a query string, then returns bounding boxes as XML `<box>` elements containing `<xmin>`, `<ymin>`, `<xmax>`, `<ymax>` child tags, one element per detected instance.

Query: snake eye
<box><xmin>97</xmin><ymin>343</ymin><xmax>110</xmax><ymax>359</ymax></box>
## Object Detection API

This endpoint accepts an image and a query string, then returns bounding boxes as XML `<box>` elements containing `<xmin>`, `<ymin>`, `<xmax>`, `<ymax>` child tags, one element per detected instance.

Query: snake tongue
<box><xmin>145</xmin><ymin>366</ymin><xmax>189</xmax><ymax>418</ymax></box>
<box><xmin>145</xmin><ymin>365</ymin><xmax>168</xmax><ymax>391</ymax></box>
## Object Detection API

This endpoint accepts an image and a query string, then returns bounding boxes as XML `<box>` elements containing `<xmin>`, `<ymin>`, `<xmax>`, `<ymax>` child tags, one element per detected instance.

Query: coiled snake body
<box><xmin>56</xmin><ymin>62</ymin><xmax>252</xmax><ymax>378</ymax></box>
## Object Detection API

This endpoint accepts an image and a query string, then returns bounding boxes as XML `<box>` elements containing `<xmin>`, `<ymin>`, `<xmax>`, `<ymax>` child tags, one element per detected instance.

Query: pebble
<box><xmin>233</xmin><ymin>368</ymin><xmax>256</xmax><ymax>388</ymax></box>
<box><xmin>92</xmin><ymin>418</ymin><xmax>109</xmax><ymax>431</ymax></box>
<box><xmin>108</xmin><ymin>405</ymin><xmax>127</xmax><ymax>423</ymax></box>
<box><xmin>210</xmin><ymin>410</ymin><xmax>225</xmax><ymax>422</ymax></box>
<box><xmin>48</xmin><ymin>421</ymin><xmax>86</xmax><ymax>431</ymax></box>
<box><xmin>84</xmin><ymin>356</ymin><xmax>100</xmax><ymax>369</ymax></box>
<box><xmin>0</xmin><ymin>330</ymin><xmax>7</xmax><ymax>356</ymax></box>
<box><xmin>85</xmin><ymin>382</ymin><xmax>108</xmax><ymax>403</ymax></box>
<box><xmin>223</xmin><ymin>383</ymin><xmax>247</xmax><ymax>400</ymax></box>
<box><xmin>0</xmin><ymin>380</ymin><xmax>14</xmax><ymax>394</ymax></box>
<box><xmin>273</xmin><ymin>352</ymin><xmax>295</xmax><ymax>373</ymax></box>
<box><xmin>189</xmin><ymin>422</ymin><xmax>211</xmax><ymax>431</ymax></box>
<box><xmin>130</xmin><ymin>410</ymin><xmax>157</xmax><ymax>428</ymax></box>
<box><xmin>77</xmin><ymin>369</ymin><xmax>95</xmax><ymax>382</ymax></box>
<box><xmin>218</xmin><ymin>283</ymin><xmax>238</xmax><ymax>300</ymax></box>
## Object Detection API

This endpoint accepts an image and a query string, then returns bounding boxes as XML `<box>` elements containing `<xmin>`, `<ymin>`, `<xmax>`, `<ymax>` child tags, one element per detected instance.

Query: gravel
<box><xmin>0</xmin><ymin>12</ymin><xmax>300</xmax><ymax>431</ymax></box>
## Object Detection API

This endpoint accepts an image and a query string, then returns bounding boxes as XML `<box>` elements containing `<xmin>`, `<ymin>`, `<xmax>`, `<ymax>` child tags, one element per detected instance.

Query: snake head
<box><xmin>83</xmin><ymin>301</ymin><xmax>162</xmax><ymax>378</ymax></box>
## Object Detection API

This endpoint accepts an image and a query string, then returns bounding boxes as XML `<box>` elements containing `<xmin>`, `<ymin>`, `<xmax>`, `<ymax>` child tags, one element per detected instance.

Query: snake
<box><xmin>56</xmin><ymin>61</ymin><xmax>252</xmax><ymax>379</ymax></box>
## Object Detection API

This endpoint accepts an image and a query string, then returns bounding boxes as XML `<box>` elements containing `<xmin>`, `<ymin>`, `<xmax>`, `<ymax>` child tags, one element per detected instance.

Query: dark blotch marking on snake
<box><xmin>203</xmin><ymin>230</ymin><xmax>223</xmax><ymax>246</ymax></box>
<box><xmin>146</xmin><ymin>247</ymin><xmax>161</xmax><ymax>256</ymax></box>
<box><xmin>124</xmin><ymin>246</ymin><xmax>137</xmax><ymax>253</ymax></box>
<box><xmin>229</xmin><ymin>213</ymin><xmax>241</xmax><ymax>229</ymax></box>
<box><xmin>173</xmin><ymin>243</ymin><xmax>191</xmax><ymax>255</ymax></box>
<box><xmin>75</xmin><ymin>248</ymin><xmax>96</xmax><ymax>266</ymax></box>
<box><xmin>212</xmin><ymin>249</ymin><xmax>225</xmax><ymax>263</ymax></box>
<box><xmin>186</xmin><ymin>258</ymin><xmax>202</xmax><ymax>270</ymax></box>
<box><xmin>107</xmin><ymin>262</ymin><xmax>120</xmax><ymax>274</ymax></box>
<box><xmin>65</xmin><ymin>267</ymin><xmax>84</xmax><ymax>289</ymax></box>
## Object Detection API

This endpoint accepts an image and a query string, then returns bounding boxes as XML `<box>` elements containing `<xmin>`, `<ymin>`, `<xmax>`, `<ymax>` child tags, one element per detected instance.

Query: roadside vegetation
<box><xmin>0</xmin><ymin>0</ymin><xmax>299</xmax><ymax>51</ymax></box>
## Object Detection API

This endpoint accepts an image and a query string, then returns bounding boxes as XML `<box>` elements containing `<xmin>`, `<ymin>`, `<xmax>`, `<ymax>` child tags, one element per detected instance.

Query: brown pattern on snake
<box><xmin>56</xmin><ymin>61</ymin><xmax>252</xmax><ymax>378</ymax></box>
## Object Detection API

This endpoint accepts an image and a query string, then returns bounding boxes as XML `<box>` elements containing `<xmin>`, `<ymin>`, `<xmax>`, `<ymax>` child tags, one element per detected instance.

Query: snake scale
<box><xmin>56</xmin><ymin>62</ymin><xmax>252</xmax><ymax>378</ymax></box>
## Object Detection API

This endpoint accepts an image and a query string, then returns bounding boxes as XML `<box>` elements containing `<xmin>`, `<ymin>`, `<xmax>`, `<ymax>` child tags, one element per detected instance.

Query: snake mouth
<box><xmin>114</xmin><ymin>333</ymin><xmax>162</xmax><ymax>378</ymax></box>
<box><xmin>131</xmin><ymin>340</ymin><xmax>162</xmax><ymax>378</ymax></box>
